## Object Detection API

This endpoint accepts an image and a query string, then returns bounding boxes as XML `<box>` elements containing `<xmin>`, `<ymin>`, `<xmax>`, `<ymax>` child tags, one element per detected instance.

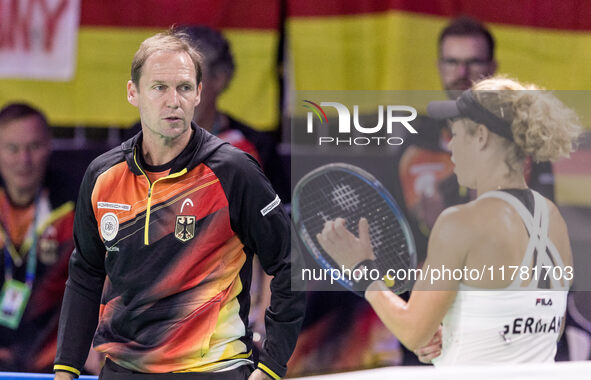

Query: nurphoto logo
<box><xmin>303</xmin><ymin>100</ymin><xmax>418</xmax><ymax>146</ymax></box>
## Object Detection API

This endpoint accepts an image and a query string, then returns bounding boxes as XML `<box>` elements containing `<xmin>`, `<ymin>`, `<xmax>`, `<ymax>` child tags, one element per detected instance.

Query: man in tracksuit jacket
<box><xmin>53</xmin><ymin>30</ymin><xmax>305</xmax><ymax>380</ymax></box>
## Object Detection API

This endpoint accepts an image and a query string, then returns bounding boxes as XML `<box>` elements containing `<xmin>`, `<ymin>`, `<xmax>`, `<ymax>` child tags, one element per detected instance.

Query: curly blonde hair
<box><xmin>467</xmin><ymin>76</ymin><xmax>582</xmax><ymax>168</ymax></box>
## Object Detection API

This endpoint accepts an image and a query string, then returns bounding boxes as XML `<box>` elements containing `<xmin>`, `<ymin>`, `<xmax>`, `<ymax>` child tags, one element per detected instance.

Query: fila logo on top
<box><xmin>176</xmin><ymin>198</ymin><xmax>196</xmax><ymax>243</ymax></box>
<box><xmin>536</xmin><ymin>298</ymin><xmax>553</xmax><ymax>306</ymax></box>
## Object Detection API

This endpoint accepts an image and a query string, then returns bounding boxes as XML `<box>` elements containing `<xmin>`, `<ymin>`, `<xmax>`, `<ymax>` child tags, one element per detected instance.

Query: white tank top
<box><xmin>432</xmin><ymin>190</ymin><xmax>569</xmax><ymax>366</ymax></box>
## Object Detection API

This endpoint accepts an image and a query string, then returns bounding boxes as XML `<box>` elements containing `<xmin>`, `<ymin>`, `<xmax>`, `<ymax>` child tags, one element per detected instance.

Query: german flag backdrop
<box><xmin>287</xmin><ymin>0</ymin><xmax>591</xmax><ymax>91</ymax></box>
<box><xmin>3</xmin><ymin>1</ymin><xmax>591</xmax><ymax>127</ymax></box>
<box><xmin>0</xmin><ymin>0</ymin><xmax>280</xmax><ymax>130</ymax></box>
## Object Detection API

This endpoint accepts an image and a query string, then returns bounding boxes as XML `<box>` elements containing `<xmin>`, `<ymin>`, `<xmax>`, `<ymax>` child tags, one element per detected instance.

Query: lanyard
<box><xmin>1</xmin><ymin>194</ymin><xmax>41</xmax><ymax>288</ymax></box>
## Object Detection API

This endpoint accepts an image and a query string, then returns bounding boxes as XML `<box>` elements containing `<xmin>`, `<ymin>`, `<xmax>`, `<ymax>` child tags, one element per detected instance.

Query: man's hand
<box><xmin>414</xmin><ymin>325</ymin><xmax>442</xmax><ymax>364</ymax></box>
<box><xmin>54</xmin><ymin>372</ymin><xmax>75</xmax><ymax>380</ymax></box>
<box><xmin>84</xmin><ymin>348</ymin><xmax>105</xmax><ymax>375</ymax></box>
<box><xmin>248</xmin><ymin>368</ymin><xmax>273</xmax><ymax>380</ymax></box>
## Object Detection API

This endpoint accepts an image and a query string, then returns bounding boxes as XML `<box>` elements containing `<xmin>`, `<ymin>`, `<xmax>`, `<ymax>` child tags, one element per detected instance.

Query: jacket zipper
<box><xmin>133</xmin><ymin>150</ymin><xmax>188</xmax><ymax>245</ymax></box>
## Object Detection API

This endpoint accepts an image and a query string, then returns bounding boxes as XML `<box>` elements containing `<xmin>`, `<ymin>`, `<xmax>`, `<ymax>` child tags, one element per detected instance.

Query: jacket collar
<box><xmin>121</xmin><ymin>122</ymin><xmax>228</xmax><ymax>176</ymax></box>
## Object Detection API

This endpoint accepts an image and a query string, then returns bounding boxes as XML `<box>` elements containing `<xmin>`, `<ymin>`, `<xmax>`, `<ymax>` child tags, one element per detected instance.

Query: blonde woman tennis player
<box><xmin>317</xmin><ymin>76</ymin><xmax>581</xmax><ymax>365</ymax></box>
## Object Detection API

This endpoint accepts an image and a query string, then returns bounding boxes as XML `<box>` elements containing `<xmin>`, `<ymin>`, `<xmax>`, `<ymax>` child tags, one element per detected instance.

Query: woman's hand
<box><xmin>316</xmin><ymin>217</ymin><xmax>376</xmax><ymax>269</ymax></box>
<box><xmin>414</xmin><ymin>326</ymin><xmax>442</xmax><ymax>364</ymax></box>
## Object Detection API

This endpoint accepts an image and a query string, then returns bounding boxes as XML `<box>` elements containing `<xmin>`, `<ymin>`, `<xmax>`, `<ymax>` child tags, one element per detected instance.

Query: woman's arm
<box><xmin>318</xmin><ymin>206</ymin><xmax>472</xmax><ymax>351</ymax></box>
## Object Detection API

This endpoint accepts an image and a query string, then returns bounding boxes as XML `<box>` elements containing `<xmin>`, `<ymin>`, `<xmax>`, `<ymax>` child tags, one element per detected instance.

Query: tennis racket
<box><xmin>292</xmin><ymin>163</ymin><xmax>416</xmax><ymax>294</ymax></box>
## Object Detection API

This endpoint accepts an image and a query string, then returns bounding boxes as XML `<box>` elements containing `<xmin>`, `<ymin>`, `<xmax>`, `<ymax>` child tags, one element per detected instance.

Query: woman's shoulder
<box><xmin>436</xmin><ymin>198</ymin><xmax>499</xmax><ymax>224</ymax></box>
<box><xmin>433</xmin><ymin>197</ymin><xmax>517</xmax><ymax>239</ymax></box>
<box><xmin>429</xmin><ymin>204</ymin><xmax>479</xmax><ymax>248</ymax></box>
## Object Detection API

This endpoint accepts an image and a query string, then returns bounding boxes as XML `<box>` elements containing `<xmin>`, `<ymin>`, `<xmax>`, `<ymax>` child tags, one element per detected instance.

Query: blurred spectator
<box><xmin>181</xmin><ymin>25</ymin><xmax>262</xmax><ymax>161</ymax></box>
<box><xmin>0</xmin><ymin>103</ymin><xmax>75</xmax><ymax>372</ymax></box>
<box><xmin>437</xmin><ymin>16</ymin><xmax>497</xmax><ymax>98</ymax></box>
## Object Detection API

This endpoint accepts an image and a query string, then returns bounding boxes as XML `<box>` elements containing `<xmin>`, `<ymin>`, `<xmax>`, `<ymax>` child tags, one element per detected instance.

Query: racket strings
<box><xmin>298</xmin><ymin>171</ymin><xmax>413</xmax><ymax>291</ymax></box>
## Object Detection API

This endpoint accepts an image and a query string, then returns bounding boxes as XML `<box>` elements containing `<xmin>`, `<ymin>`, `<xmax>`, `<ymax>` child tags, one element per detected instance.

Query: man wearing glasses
<box><xmin>437</xmin><ymin>17</ymin><xmax>497</xmax><ymax>97</ymax></box>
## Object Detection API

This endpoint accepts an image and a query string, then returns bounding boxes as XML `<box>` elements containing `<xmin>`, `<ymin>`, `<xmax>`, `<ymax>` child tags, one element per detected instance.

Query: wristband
<box><xmin>352</xmin><ymin>259</ymin><xmax>379</xmax><ymax>297</ymax></box>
